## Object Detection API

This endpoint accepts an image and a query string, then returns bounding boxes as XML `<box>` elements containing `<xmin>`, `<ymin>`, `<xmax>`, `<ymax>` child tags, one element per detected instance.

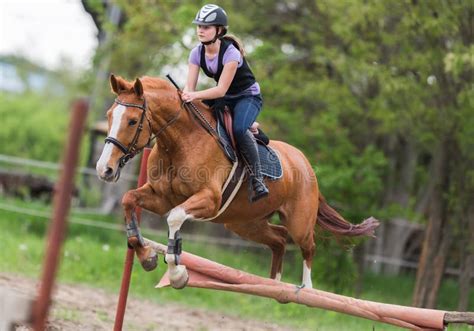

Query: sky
<box><xmin>0</xmin><ymin>0</ymin><xmax>98</xmax><ymax>70</ymax></box>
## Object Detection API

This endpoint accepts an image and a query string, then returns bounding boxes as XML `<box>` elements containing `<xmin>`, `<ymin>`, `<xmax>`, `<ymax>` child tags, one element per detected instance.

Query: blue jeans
<box><xmin>223</xmin><ymin>94</ymin><xmax>268</xmax><ymax>198</ymax></box>
<box><xmin>224</xmin><ymin>94</ymin><xmax>263</xmax><ymax>145</ymax></box>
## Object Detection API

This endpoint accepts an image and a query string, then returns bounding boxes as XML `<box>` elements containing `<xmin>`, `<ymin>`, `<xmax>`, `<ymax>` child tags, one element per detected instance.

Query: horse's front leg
<box><xmin>122</xmin><ymin>183</ymin><xmax>163</xmax><ymax>271</ymax></box>
<box><xmin>165</xmin><ymin>188</ymin><xmax>220</xmax><ymax>289</ymax></box>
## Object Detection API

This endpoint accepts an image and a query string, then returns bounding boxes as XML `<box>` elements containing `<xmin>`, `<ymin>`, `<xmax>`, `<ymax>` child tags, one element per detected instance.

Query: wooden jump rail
<box><xmin>144</xmin><ymin>238</ymin><xmax>473</xmax><ymax>331</ymax></box>
<box><xmin>31</xmin><ymin>99</ymin><xmax>89</xmax><ymax>331</ymax></box>
<box><xmin>113</xmin><ymin>147</ymin><xmax>151</xmax><ymax>331</ymax></box>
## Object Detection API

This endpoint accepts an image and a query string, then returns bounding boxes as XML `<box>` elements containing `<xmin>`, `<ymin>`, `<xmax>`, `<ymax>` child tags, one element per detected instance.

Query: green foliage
<box><xmin>0</xmin><ymin>54</ymin><xmax>92</xmax><ymax>165</ymax></box>
<box><xmin>0</xmin><ymin>92</ymin><xmax>69</xmax><ymax>162</ymax></box>
<box><xmin>88</xmin><ymin>0</ymin><xmax>474</xmax><ymax>194</ymax></box>
<box><xmin>97</xmin><ymin>1</ymin><xmax>198</xmax><ymax>76</ymax></box>
<box><xmin>314</xmin><ymin>242</ymin><xmax>357</xmax><ymax>294</ymax></box>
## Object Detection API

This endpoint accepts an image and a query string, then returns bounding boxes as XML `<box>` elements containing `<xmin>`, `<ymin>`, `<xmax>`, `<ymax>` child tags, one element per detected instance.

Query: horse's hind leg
<box><xmin>281</xmin><ymin>208</ymin><xmax>317</xmax><ymax>289</ymax></box>
<box><xmin>269</xmin><ymin>224</ymin><xmax>289</xmax><ymax>280</ymax></box>
<box><xmin>225</xmin><ymin>220</ymin><xmax>288</xmax><ymax>280</ymax></box>
<box><xmin>121</xmin><ymin>183</ymin><xmax>159</xmax><ymax>271</ymax></box>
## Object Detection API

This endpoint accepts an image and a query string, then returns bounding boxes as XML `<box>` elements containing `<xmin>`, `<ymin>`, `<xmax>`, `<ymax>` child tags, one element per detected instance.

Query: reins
<box><xmin>181</xmin><ymin>98</ymin><xmax>229</xmax><ymax>153</ymax></box>
<box><xmin>166</xmin><ymin>74</ymin><xmax>228</xmax><ymax>153</ymax></box>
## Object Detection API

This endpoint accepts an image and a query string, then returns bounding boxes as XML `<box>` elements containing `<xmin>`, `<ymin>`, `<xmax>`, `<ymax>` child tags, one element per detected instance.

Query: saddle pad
<box><xmin>258</xmin><ymin>143</ymin><xmax>283</xmax><ymax>180</ymax></box>
<box><xmin>216</xmin><ymin>116</ymin><xmax>283</xmax><ymax>180</ymax></box>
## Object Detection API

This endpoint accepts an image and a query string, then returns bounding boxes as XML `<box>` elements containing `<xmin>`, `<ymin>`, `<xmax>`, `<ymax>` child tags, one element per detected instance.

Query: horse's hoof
<box><xmin>141</xmin><ymin>251</ymin><xmax>158</xmax><ymax>272</ymax></box>
<box><xmin>128</xmin><ymin>236</ymin><xmax>140</xmax><ymax>248</ymax></box>
<box><xmin>170</xmin><ymin>265</ymin><xmax>188</xmax><ymax>289</ymax></box>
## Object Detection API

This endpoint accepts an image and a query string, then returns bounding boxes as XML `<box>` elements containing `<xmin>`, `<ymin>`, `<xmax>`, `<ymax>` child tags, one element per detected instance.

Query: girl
<box><xmin>182</xmin><ymin>4</ymin><xmax>269</xmax><ymax>202</ymax></box>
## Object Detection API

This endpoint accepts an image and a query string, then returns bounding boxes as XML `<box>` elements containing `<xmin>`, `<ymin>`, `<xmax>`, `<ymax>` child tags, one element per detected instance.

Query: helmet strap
<box><xmin>201</xmin><ymin>26</ymin><xmax>224</xmax><ymax>46</ymax></box>
<box><xmin>201</xmin><ymin>37</ymin><xmax>218</xmax><ymax>46</ymax></box>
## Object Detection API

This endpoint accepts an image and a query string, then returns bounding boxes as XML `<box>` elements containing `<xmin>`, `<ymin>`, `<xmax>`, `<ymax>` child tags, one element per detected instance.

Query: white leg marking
<box><xmin>275</xmin><ymin>272</ymin><xmax>282</xmax><ymax>282</ymax></box>
<box><xmin>167</xmin><ymin>207</ymin><xmax>189</xmax><ymax>238</ymax></box>
<box><xmin>165</xmin><ymin>207</ymin><xmax>192</xmax><ymax>265</ymax></box>
<box><xmin>96</xmin><ymin>104</ymin><xmax>126</xmax><ymax>176</ymax></box>
<box><xmin>165</xmin><ymin>206</ymin><xmax>193</xmax><ymax>288</ymax></box>
<box><xmin>302</xmin><ymin>260</ymin><xmax>313</xmax><ymax>289</ymax></box>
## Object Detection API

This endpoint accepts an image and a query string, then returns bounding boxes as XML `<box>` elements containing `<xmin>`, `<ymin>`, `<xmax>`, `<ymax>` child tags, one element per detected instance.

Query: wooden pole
<box><xmin>32</xmin><ymin>99</ymin><xmax>89</xmax><ymax>331</ymax></box>
<box><xmin>113</xmin><ymin>147</ymin><xmax>150</xmax><ymax>331</ymax></box>
<box><xmin>146</xmin><ymin>238</ymin><xmax>474</xmax><ymax>330</ymax></box>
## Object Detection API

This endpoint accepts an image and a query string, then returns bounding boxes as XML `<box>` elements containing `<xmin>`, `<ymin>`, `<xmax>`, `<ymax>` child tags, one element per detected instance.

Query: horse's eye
<box><xmin>128</xmin><ymin>119</ymin><xmax>138</xmax><ymax>126</ymax></box>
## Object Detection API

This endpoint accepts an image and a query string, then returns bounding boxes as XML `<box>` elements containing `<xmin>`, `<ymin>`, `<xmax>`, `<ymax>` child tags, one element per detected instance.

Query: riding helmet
<box><xmin>192</xmin><ymin>4</ymin><xmax>228</xmax><ymax>26</ymax></box>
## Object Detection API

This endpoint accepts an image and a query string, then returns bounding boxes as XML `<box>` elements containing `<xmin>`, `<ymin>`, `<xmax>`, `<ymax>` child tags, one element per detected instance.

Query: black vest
<box><xmin>200</xmin><ymin>39</ymin><xmax>256</xmax><ymax>95</ymax></box>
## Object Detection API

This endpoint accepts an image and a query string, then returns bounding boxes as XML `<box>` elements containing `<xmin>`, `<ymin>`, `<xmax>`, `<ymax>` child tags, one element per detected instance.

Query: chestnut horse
<box><xmin>96</xmin><ymin>75</ymin><xmax>379</xmax><ymax>289</ymax></box>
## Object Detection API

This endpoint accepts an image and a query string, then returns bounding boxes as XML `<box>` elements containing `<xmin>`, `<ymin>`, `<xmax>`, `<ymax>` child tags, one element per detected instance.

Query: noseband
<box><xmin>105</xmin><ymin>98</ymin><xmax>153</xmax><ymax>170</ymax></box>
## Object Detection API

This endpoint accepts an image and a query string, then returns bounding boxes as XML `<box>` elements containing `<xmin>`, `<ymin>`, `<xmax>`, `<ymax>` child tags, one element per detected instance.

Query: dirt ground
<box><xmin>1</xmin><ymin>273</ymin><xmax>292</xmax><ymax>331</ymax></box>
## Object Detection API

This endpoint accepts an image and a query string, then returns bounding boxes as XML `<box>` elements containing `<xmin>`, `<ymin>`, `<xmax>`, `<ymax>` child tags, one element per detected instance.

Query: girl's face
<box><xmin>196</xmin><ymin>25</ymin><xmax>219</xmax><ymax>43</ymax></box>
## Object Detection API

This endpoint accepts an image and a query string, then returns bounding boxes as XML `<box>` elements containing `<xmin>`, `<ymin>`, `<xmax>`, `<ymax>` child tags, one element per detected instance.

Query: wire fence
<box><xmin>0</xmin><ymin>154</ymin><xmax>468</xmax><ymax>276</ymax></box>
<box><xmin>0</xmin><ymin>154</ymin><xmax>138</xmax><ymax>182</ymax></box>
<box><xmin>3</xmin><ymin>202</ymin><xmax>468</xmax><ymax>276</ymax></box>
<box><xmin>0</xmin><ymin>202</ymin><xmax>269</xmax><ymax>249</ymax></box>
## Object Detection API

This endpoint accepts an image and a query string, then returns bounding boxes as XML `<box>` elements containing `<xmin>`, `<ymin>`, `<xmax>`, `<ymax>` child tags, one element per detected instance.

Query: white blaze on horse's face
<box><xmin>96</xmin><ymin>104</ymin><xmax>126</xmax><ymax>181</ymax></box>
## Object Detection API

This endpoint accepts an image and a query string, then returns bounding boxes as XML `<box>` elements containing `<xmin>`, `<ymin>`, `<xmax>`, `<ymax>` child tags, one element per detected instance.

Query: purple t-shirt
<box><xmin>188</xmin><ymin>43</ymin><xmax>260</xmax><ymax>97</ymax></box>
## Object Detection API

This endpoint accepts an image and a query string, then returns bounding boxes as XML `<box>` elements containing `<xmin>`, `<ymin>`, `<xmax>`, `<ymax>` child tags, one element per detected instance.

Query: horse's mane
<box><xmin>138</xmin><ymin>76</ymin><xmax>210</xmax><ymax>112</ymax></box>
<box><xmin>109</xmin><ymin>74</ymin><xmax>211</xmax><ymax>114</ymax></box>
<box><xmin>139</xmin><ymin>76</ymin><xmax>175</xmax><ymax>92</ymax></box>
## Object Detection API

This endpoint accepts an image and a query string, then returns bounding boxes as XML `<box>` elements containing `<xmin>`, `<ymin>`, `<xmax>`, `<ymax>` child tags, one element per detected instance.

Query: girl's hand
<box><xmin>250</xmin><ymin>122</ymin><xmax>260</xmax><ymax>134</ymax></box>
<box><xmin>182</xmin><ymin>91</ymin><xmax>198</xmax><ymax>103</ymax></box>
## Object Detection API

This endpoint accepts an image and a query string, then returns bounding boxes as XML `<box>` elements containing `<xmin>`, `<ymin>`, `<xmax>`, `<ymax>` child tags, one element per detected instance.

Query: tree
<box><xmin>81</xmin><ymin>1</ymin><xmax>474</xmax><ymax>306</ymax></box>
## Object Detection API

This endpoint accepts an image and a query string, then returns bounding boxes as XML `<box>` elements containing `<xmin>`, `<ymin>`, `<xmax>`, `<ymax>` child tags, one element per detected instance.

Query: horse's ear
<box><xmin>133</xmin><ymin>78</ymin><xmax>144</xmax><ymax>98</ymax></box>
<box><xmin>110</xmin><ymin>74</ymin><xmax>120</xmax><ymax>95</ymax></box>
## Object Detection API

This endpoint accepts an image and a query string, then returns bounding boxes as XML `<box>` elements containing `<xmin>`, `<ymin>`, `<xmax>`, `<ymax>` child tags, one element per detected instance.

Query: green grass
<box><xmin>0</xmin><ymin>197</ymin><xmax>472</xmax><ymax>330</ymax></box>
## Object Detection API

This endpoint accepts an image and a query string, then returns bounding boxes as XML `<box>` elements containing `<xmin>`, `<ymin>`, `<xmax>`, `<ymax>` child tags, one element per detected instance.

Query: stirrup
<box><xmin>250</xmin><ymin>179</ymin><xmax>269</xmax><ymax>203</ymax></box>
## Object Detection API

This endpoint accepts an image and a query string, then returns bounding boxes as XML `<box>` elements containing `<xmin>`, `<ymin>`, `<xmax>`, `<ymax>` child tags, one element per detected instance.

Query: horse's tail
<box><xmin>317</xmin><ymin>194</ymin><xmax>379</xmax><ymax>237</ymax></box>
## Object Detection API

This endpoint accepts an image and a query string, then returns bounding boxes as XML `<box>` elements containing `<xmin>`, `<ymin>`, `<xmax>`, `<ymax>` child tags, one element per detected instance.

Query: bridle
<box><xmin>104</xmin><ymin>88</ymin><xmax>227</xmax><ymax>180</ymax></box>
<box><xmin>104</xmin><ymin>95</ymin><xmax>185</xmax><ymax>179</ymax></box>
<box><xmin>104</xmin><ymin>98</ymin><xmax>154</xmax><ymax>173</ymax></box>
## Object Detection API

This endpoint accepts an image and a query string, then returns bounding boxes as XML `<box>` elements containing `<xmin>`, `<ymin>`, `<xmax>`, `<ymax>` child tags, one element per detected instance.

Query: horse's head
<box><xmin>96</xmin><ymin>74</ymin><xmax>153</xmax><ymax>182</ymax></box>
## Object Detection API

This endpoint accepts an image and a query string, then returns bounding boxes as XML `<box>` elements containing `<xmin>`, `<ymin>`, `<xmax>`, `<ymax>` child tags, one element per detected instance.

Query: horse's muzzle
<box><xmin>97</xmin><ymin>164</ymin><xmax>118</xmax><ymax>182</ymax></box>
<box><xmin>103</xmin><ymin>166</ymin><xmax>115</xmax><ymax>181</ymax></box>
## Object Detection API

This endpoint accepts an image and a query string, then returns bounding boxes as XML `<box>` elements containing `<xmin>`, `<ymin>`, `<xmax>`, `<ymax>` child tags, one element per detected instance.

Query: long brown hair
<box><xmin>221</xmin><ymin>34</ymin><xmax>246</xmax><ymax>57</ymax></box>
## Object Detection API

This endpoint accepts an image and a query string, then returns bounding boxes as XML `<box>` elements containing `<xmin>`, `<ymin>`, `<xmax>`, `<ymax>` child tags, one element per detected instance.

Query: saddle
<box><xmin>215</xmin><ymin>108</ymin><xmax>283</xmax><ymax>180</ymax></box>
<box><xmin>199</xmin><ymin>105</ymin><xmax>283</xmax><ymax>221</ymax></box>
<box><xmin>166</xmin><ymin>74</ymin><xmax>284</xmax><ymax>216</ymax></box>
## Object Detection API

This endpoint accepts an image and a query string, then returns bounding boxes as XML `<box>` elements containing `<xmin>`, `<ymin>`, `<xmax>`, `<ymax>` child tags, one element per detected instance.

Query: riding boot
<box><xmin>238</xmin><ymin>130</ymin><xmax>269</xmax><ymax>202</ymax></box>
